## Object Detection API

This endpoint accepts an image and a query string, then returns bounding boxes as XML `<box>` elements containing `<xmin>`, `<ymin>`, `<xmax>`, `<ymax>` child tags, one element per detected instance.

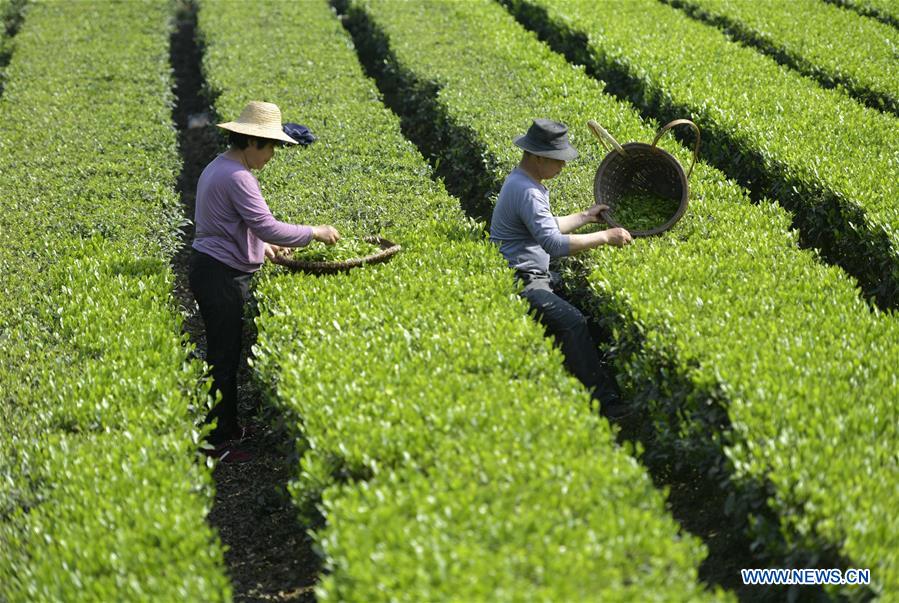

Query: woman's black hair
<box><xmin>228</xmin><ymin>131</ymin><xmax>284</xmax><ymax>150</ymax></box>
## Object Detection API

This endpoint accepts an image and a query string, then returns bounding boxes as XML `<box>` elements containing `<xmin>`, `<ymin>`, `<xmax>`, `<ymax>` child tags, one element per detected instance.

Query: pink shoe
<box><xmin>202</xmin><ymin>442</ymin><xmax>254</xmax><ymax>463</ymax></box>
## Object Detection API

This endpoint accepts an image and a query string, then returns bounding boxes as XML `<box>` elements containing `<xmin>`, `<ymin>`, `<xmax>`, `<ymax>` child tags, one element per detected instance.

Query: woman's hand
<box><xmin>264</xmin><ymin>243</ymin><xmax>286</xmax><ymax>261</ymax></box>
<box><xmin>312</xmin><ymin>225</ymin><xmax>341</xmax><ymax>245</ymax></box>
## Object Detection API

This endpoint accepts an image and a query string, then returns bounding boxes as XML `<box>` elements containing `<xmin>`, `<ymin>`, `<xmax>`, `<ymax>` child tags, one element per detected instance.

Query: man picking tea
<box><xmin>490</xmin><ymin>119</ymin><xmax>632</xmax><ymax>413</ymax></box>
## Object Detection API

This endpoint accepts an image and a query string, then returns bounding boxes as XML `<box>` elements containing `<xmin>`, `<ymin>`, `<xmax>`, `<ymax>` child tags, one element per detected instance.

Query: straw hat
<box><xmin>217</xmin><ymin>101</ymin><xmax>298</xmax><ymax>145</ymax></box>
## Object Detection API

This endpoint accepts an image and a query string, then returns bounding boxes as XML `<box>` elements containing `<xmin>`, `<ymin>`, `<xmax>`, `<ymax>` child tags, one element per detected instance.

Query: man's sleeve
<box><xmin>517</xmin><ymin>190</ymin><xmax>570</xmax><ymax>257</ymax></box>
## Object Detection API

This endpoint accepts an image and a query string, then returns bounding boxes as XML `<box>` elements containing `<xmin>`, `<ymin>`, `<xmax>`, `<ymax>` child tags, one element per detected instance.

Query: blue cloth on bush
<box><xmin>283</xmin><ymin>123</ymin><xmax>316</xmax><ymax>146</ymax></box>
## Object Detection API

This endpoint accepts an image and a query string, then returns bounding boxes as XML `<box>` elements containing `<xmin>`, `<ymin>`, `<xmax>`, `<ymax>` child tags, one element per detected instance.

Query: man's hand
<box><xmin>264</xmin><ymin>243</ymin><xmax>286</xmax><ymax>261</ymax></box>
<box><xmin>568</xmin><ymin>226</ymin><xmax>633</xmax><ymax>253</ymax></box>
<box><xmin>312</xmin><ymin>225</ymin><xmax>341</xmax><ymax>245</ymax></box>
<box><xmin>558</xmin><ymin>204</ymin><xmax>611</xmax><ymax>233</ymax></box>
<box><xmin>583</xmin><ymin>203</ymin><xmax>610</xmax><ymax>224</ymax></box>
<box><xmin>602</xmin><ymin>227</ymin><xmax>633</xmax><ymax>247</ymax></box>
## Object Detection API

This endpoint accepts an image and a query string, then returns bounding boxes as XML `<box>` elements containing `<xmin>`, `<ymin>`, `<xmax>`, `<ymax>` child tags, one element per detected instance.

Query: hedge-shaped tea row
<box><xmin>344</xmin><ymin>0</ymin><xmax>897</xmax><ymax>596</ymax></box>
<box><xmin>0</xmin><ymin>0</ymin><xmax>11</xmax><ymax>37</ymax></box>
<box><xmin>663</xmin><ymin>0</ymin><xmax>899</xmax><ymax>115</ymax></box>
<box><xmin>826</xmin><ymin>0</ymin><xmax>899</xmax><ymax>28</ymax></box>
<box><xmin>0</xmin><ymin>0</ymin><xmax>25</xmax><ymax>90</ymax></box>
<box><xmin>1</xmin><ymin>0</ymin><xmax>25</xmax><ymax>31</ymax></box>
<box><xmin>198</xmin><ymin>0</ymin><xmax>720</xmax><ymax>599</ymax></box>
<box><xmin>506</xmin><ymin>0</ymin><xmax>899</xmax><ymax>311</ymax></box>
<box><xmin>0</xmin><ymin>2</ymin><xmax>229</xmax><ymax>600</ymax></box>
<box><xmin>0</xmin><ymin>0</ymin><xmax>17</xmax><ymax>37</ymax></box>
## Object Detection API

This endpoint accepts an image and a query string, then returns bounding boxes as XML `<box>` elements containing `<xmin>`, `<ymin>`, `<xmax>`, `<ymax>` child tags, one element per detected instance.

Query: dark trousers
<box><xmin>188</xmin><ymin>250</ymin><xmax>253</xmax><ymax>444</ymax></box>
<box><xmin>518</xmin><ymin>270</ymin><xmax>619</xmax><ymax>403</ymax></box>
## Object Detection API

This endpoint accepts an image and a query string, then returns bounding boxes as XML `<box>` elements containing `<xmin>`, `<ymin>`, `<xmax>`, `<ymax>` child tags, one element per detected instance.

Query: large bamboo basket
<box><xmin>589</xmin><ymin>119</ymin><xmax>700</xmax><ymax>237</ymax></box>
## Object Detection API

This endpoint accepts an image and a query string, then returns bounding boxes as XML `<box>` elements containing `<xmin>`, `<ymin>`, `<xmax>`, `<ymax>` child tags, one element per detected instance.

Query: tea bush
<box><xmin>0</xmin><ymin>1</ymin><xmax>229</xmax><ymax>600</ymax></box>
<box><xmin>0</xmin><ymin>0</ymin><xmax>28</xmax><ymax>92</ymax></box>
<box><xmin>828</xmin><ymin>0</ymin><xmax>899</xmax><ymax>28</ymax></box>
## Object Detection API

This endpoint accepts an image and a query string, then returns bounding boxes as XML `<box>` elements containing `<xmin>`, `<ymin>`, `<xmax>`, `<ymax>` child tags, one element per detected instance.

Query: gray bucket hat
<box><xmin>513</xmin><ymin>118</ymin><xmax>578</xmax><ymax>161</ymax></box>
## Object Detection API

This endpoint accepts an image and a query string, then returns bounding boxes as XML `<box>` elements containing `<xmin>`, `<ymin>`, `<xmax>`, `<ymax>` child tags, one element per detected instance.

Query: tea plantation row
<box><xmin>1</xmin><ymin>0</ymin><xmax>24</xmax><ymax>29</ymax></box>
<box><xmin>343</xmin><ymin>0</ymin><xmax>897</xmax><ymax>596</ymax></box>
<box><xmin>0</xmin><ymin>0</ymin><xmax>23</xmax><ymax>89</ymax></box>
<box><xmin>0</xmin><ymin>0</ymin><xmax>10</xmax><ymax>42</ymax></box>
<box><xmin>505</xmin><ymin>0</ymin><xmax>899</xmax><ymax>312</ymax></box>
<box><xmin>828</xmin><ymin>0</ymin><xmax>899</xmax><ymax>28</ymax></box>
<box><xmin>198</xmin><ymin>0</ymin><xmax>724</xmax><ymax>599</ymax></box>
<box><xmin>0</xmin><ymin>1</ymin><xmax>229</xmax><ymax>600</ymax></box>
<box><xmin>0</xmin><ymin>0</ymin><xmax>16</xmax><ymax>38</ymax></box>
<box><xmin>663</xmin><ymin>0</ymin><xmax>899</xmax><ymax>115</ymax></box>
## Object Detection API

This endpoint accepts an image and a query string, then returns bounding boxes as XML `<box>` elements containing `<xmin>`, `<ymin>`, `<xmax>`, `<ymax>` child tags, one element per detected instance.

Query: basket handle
<box><xmin>587</xmin><ymin>120</ymin><xmax>627</xmax><ymax>156</ymax></box>
<box><xmin>651</xmin><ymin>119</ymin><xmax>700</xmax><ymax>179</ymax></box>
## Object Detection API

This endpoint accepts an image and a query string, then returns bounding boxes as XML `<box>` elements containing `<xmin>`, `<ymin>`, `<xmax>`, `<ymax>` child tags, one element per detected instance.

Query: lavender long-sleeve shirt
<box><xmin>490</xmin><ymin>167</ymin><xmax>570</xmax><ymax>273</ymax></box>
<box><xmin>192</xmin><ymin>154</ymin><xmax>313</xmax><ymax>272</ymax></box>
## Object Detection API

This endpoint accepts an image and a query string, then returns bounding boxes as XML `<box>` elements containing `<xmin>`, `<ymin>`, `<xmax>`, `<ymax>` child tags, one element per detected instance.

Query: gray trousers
<box><xmin>517</xmin><ymin>270</ymin><xmax>619</xmax><ymax>403</ymax></box>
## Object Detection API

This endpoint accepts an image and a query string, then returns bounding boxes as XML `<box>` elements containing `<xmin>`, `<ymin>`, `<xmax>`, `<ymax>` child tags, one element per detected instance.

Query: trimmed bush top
<box><xmin>831</xmin><ymin>0</ymin><xmax>899</xmax><ymax>27</ymax></box>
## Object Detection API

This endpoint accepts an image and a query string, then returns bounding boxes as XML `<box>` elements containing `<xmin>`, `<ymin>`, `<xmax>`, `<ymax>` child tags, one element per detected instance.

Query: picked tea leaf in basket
<box><xmin>609</xmin><ymin>190</ymin><xmax>681</xmax><ymax>233</ymax></box>
<box><xmin>589</xmin><ymin>118</ymin><xmax>700</xmax><ymax>237</ymax></box>
<box><xmin>290</xmin><ymin>237</ymin><xmax>381</xmax><ymax>263</ymax></box>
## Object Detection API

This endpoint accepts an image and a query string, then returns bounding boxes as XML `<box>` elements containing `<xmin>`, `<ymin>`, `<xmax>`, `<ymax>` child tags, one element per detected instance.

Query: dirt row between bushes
<box><xmin>169</xmin><ymin>3</ymin><xmax>320</xmax><ymax>601</ymax></box>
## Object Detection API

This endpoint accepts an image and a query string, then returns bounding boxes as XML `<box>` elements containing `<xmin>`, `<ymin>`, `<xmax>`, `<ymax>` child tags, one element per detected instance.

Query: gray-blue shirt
<box><xmin>490</xmin><ymin>167</ymin><xmax>570</xmax><ymax>273</ymax></box>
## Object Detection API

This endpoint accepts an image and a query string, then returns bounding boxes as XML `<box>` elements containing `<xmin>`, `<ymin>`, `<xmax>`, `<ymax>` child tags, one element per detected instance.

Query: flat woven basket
<box><xmin>271</xmin><ymin>235</ymin><xmax>401</xmax><ymax>274</ymax></box>
<box><xmin>589</xmin><ymin>119</ymin><xmax>700</xmax><ymax>237</ymax></box>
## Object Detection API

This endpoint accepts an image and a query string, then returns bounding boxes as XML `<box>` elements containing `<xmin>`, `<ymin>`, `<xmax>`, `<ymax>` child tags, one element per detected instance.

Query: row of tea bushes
<box><xmin>198</xmin><ymin>0</ymin><xmax>721</xmax><ymax>599</ymax></box>
<box><xmin>0</xmin><ymin>0</ymin><xmax>26</xmax><ymax>89</ymax></box>
<box><xmin>344</xmin><ymin>0</ymin><xmax>896</xmax><ymax>596</ymax></box>
<box><xmin>504</xmin><ymin>0</ymin><xmax>899</xmax><ymax>310</ymax></box>
<box><xmin>0</xmin><ymin>0</ymin><xmax>10</xmax><ymax>40</ymax></box>
<box><xmin>827</xmin><ymin>0</ymin><xmax>899</xmax><ymax>28</ymax></box>
<box><xmin>259</xmin><ymin>233</ymin><xmax>722</xmax><ymax>602</ymax></box>
<box><xmin>663</xmin><ymin>0</ymin><xmax>899</xmax><ymax>115</ymax></box>
<box><xmin>0</xmin><ymin>0</ymin><xmax>25</xmax><ymax>29</ymax></box>
<box><xmin>0</xmin><ymin>0</ymin><xmax>19</xmax><ymax>38</ymax></box>
<box><xmin>0</xmin><ymin>1</ymin><xmax>229</xmax><ymax>600</ymax></box>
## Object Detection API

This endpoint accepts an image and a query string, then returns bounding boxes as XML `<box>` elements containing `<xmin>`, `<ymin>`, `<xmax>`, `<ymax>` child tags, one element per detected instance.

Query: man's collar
<box><xmin>514</xmin><ymin>166</ymin><xmax>547</xmax><ymax>192</ymax></box>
